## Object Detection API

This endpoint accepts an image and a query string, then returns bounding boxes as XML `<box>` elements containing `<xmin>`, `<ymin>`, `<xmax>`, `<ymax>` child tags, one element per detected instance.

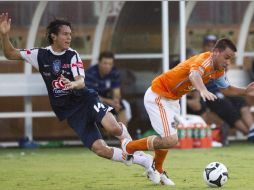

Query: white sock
<box><xmin>110</xmin><ymin>147</ymin><xmax>151</xmax><ymax>169</ymax></box>
<box><xmin>249</xmin><ymin>124</ymin><xmax>254</xmax><ymax>131</ymax></box>
<box><xmin>115</xmin><ymin>123</ymin><xmax>132</xmax><ymax>140</ymax></box>
<box><xmin>133</xmin><ymin>152</ymin><xmax>151</xmax><ymax>169</ymax></box>
<box><xmin>111</xmin><ymin>147</ymin><xmax>123</xmax><ymax>162</ymax></box>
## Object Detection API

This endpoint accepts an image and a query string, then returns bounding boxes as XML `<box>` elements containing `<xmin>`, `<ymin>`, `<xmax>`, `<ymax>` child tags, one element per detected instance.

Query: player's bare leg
<box><xmin>101</xmin><ymin>112</ymin><xmax>132</xmax><ymax>140</ymax></box>
<box><xmin>100</xmin><ymin>112</ymin><xmax>133</xmax><ymax>165</ymax></box>
<box><xmin>117</xmin><ymin>109</ymin><xmax>129</xmax><ymax>127</ymax></box>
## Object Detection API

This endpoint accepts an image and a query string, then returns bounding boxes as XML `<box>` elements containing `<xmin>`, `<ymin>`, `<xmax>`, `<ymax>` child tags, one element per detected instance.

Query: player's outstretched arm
<box><xmin>221</xmin><ymin>82</ymin><xmax>254</xmax><ymax>97</ymax></box>
<box><xmin>189</xmin><ymin>71</ymin><xmax>217</xmax><ymax>102</ymax></box>
<box><xmin>0</xmin><ymin>13</ymin><xmax>23</xmax><ymax>60</ymax></box>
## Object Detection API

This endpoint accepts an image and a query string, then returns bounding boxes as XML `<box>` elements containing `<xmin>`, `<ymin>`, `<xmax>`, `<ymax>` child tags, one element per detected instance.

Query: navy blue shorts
<box><xmin>67</xmin><ymin>96</ymin><xmax>113</xmax><ymax>149</ymax></box>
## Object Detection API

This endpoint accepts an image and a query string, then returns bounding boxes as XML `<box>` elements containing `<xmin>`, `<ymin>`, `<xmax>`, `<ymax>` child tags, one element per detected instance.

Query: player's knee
<box><xmin>241</xmin><ymin>106</ymin><xmax>250</xmax><ymax>114</ymax></box>
<box><xmin>101</xmin><ymin>112</ymin><xmax>122</xmax><ymax>136</ymax></box>
<box><xmin>164</xmin><ymin>135</ymin><xmax>178</xmax><ymax>148</ymax></box>
<box><xmin>91</xmin><ymin>140</ymin><xmax>113</xmax><ymax>159</ymax></box>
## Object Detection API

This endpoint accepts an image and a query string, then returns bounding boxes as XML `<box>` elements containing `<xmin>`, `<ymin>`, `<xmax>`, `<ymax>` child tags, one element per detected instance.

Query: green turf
<box><xmin>0</xmin><ymin>142</ymin><xmax>253</xmax><ymax>190</ymax></box>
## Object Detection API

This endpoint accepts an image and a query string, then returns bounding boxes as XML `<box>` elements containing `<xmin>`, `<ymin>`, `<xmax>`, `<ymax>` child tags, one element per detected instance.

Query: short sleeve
<box><xmin>19</xmin><ymin>48</ymin><xmax>39</xmax><ymax>70</ymax></box>
<box><xmin>189</xmin><ymin>54</ymin><xmax>212</xmax><ymax>77</ymax></box>
<box><xmin>190</xmin><ymin>63</ymin><xmax>205</xmax><ymax>77</ymax></box>
<box><xmin>70</xmin><ymin>52</ymin><xmax>85</xmax><ymax>78</ymax></box>
<box><xmin>214</xmin><ymin>75</ymin><xmax>230</xmax><ymax>89</ymax></box>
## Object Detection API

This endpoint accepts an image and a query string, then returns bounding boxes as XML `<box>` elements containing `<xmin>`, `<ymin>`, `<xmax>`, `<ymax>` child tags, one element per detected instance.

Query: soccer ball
<box><xmin>203</xmin><ymin>162</ymin><xmax>228</xmax><ymax>187</ymax></box>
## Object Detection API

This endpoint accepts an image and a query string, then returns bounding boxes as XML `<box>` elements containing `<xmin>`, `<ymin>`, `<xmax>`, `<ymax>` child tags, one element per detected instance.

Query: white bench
<box><xmin>0</xmin><ymin>73</ymin><xmax>55</xmax><ymax>140</ymax></box>
<box><xmin>0</xmin><ymin>73</ymin><xmax>48</xmax><ymax>96</ymax></box>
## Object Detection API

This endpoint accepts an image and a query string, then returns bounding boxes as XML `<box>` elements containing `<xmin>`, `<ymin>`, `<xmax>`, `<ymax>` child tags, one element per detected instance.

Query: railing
<box><xmin>0</xmin><ymin>73</ymin><xmax>55</xmax><ymax>141</ymax></box>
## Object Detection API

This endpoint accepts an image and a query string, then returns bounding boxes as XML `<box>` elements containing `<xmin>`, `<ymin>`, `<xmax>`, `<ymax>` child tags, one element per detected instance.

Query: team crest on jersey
<box><xmin>105</xmin><ymin>80</ymin><xmax>111</xmax><ymax>88</ymax></box>
<box><xmin>52</xmin><ymin>59</ymin><xmax>61</xmax><ymax>74</ymax></box>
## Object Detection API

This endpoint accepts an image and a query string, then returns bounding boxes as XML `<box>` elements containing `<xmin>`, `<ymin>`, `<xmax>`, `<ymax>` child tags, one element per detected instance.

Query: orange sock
<box><xmin>126</xmin><ymin>138</ymin><xmax>149</xmax><ymax>154</ymax></box>
<box><xmin>154</xmin><ymin>149</ymin><xmax>168</xmax><ymax>173</ymax></box>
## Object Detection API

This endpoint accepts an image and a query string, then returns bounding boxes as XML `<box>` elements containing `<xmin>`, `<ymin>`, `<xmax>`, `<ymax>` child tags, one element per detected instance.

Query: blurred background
<box><xmin>0</xmin><ymin>1</ymin><xmax>254</xmax><ymax>146</ymax></box>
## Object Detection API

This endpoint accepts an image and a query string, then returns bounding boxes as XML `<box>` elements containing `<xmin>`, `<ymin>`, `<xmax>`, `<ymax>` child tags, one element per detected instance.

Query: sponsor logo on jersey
<box><xmin>52</xmin><ymin>59</ymin><xmax>61</xmax><ymax>74</ymax></box>
<box><xmin>53</xmin><ymin>88</ymin><xmax>70</xmax><ymax>97</ymax></box>
<box><xmin>52</xmin><ymin>77</ymin><xmax>65</xmax><ymax>89</ymax></box>
<box><xmin>51</xmin><ymin>77</ymin><xmax>70</xmax><ymax>97</ymax></box>
<box><xmin>71</xmin><ymin>62</ymin><xmax>84</xmax><ymax>68</ymax></box>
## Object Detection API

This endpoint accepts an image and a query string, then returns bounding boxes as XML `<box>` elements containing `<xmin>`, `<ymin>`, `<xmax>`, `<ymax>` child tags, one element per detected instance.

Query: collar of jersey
<box><xmin>47</xmin><ymin>46</ymin><xmax>67</xmax><ymax>56</ymax></box>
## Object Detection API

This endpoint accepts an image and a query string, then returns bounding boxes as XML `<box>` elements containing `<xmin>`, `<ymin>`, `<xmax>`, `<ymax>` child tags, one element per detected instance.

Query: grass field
<box><xmin>0</xmin><ymin>142</ymin><xmax>253</xmax><ymax>190</ymax></box>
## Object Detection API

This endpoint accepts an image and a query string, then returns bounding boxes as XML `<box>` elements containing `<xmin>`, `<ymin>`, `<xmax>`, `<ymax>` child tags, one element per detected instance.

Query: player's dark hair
<box><xmin>46</xmin><ymin>19</ymin><xmax>71</xmax><ymax>44</ymax></box>
<box><xmin>99</xmin><ymin>51</ymin><xmax>115</xmax><ymax>61</ymax></box>
<box><xmin>213</xmin><ymin>38</ymin><xmax>237</xmax><ymax>52</ymax></box>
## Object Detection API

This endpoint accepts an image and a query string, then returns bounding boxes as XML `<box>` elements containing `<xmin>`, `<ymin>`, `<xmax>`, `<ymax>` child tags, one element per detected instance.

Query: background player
<box><xmin>85</xmin><ymin>51</ymin><xmax>131</xmax><ymax>127</ymax></box>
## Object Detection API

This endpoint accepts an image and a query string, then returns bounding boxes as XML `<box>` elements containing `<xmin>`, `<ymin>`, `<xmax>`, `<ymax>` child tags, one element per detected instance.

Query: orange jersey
<box><xmin>151</xmin><ymin>52</ymin><xmax>225</xmax><ymax>100</ymax></box>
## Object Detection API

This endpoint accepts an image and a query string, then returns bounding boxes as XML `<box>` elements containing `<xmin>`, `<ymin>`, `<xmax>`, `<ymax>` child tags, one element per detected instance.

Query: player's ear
<box><xmin>51</xmin><ymin>33</ymin><xmax>56</xmax><ymax>41</ymax></box>
<box><xmin>213</xmin><ymin>48</ymin><xmax>219</xmax><ymax>56</ymax></box>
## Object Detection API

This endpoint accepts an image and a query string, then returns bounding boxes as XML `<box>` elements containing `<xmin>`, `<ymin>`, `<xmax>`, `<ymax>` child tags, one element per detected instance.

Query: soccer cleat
<box><xmin>122</xmin><ymin>152</ymin><xmax>134</xmax><ymax>166</ymax></box>
<box><xmin>137</xmin><ymin>152</ymin><xmax>153</xmax><ymax>174</ymax></box>
<box><xmin>145</xmin><ymin>158</ymin><xmax>161</xmax><ymax>184</ymax></box>
<box><xmin>160</xmin><ymin>171</ymin><xmax>175</xmax><ymax>186</ymax></box>
<box><xmin>135</xmin><ymin>151</ymin><xmax>146</xmax><ymax>157</ymax></box>
<box><xmin>247</xmin><ymin>128</ymin><xmax>254</xmax><ymax>142</ymax></box>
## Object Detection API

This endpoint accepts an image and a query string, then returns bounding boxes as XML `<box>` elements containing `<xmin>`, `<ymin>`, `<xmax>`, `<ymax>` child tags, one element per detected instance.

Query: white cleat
<box><xmin>138</xmin><ymin>153</ymin><xmax>153</xmax><ymax>176</ymax></box>
<box><xmin>135</xmin><ymin>151</ymin><xmax>146</xmax><ymax>157</ymax></box>
<box><xmin>122</xmin><ymin>152</ymin><xmax>134</xmax><ymax>166</ymax></box>
<box><xmin>160</xmin><ymin>171</ymin><xmax>175</xmax><ymax>186</ymax></box>
<box><xmin>146</xmin><ymin>164</ymin><xmax>161</xmax><ymax>184</ymax></box>
<box><xmin>141</xmin><ymin>154</ymin><xmax>160</xmax><ymax>184</ymax></box>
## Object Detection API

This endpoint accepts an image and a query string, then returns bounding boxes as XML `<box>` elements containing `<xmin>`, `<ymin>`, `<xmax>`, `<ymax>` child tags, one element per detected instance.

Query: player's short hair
<box><xmin>99</xmin><ymin>51</ymin><xmax>115</xmax><ymax>61</ymax></box>
<box><xmin>46</xmin><ymin>19</ymin><xmax>71</xmax><ymax>44</ymax></box>
<box><xmin>213</xmin><ymin>38</ymin><xmax>237</xmax><ymax>52</ymax></box>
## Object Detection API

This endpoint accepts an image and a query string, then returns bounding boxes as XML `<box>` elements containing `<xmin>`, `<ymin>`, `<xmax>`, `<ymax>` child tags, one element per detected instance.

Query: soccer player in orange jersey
<box><xmin>122</xmin><ymin>38</ymin><xmax>254</xmax><ymax>185</ymax></box>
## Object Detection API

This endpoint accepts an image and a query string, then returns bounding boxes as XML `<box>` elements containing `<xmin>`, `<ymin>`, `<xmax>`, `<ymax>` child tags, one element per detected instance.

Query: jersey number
<box><xmin>93</xmin><ymin>102</ymin><xmax>105</xmax><ymax>113</ymax></box>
